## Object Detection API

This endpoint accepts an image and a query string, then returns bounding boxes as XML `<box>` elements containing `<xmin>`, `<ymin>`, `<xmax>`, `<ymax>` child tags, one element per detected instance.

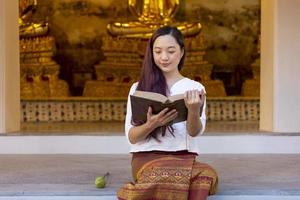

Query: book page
<box><xmin>168</xmin><ymin>93</ymin><xmax>184</xmax><ymax>102</ymax></box>
<box><xmin>132</xmin><ymin>91</ymin><xmax>168</xmax><ymax>103</ymax></box>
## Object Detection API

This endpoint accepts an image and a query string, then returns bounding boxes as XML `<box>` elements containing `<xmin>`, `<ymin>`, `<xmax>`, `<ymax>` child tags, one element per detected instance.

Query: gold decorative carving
<box><xmin>241</xmin><ymin>36</ymin><xmax>260</xmax><ymax>97</ymax></box>
<box><xmin>83</xmin><ymin>82</ymin><xmax>132</xmax><ymax>99</ymax></box>
<box><xmin>107</xmin><ymin>0</ymin><xmax>201</xmax><ymax>38</ymax></box>
<box><xmin>19</xmin><ymin>0</ymin><xmax>69</xmax><ymax>99</ymax></box>
<box><xmin>19</xmin><ymin>0</ymin><xmax>48</xmax><ymax>38</ymax></box>
<box><xmin>84</xmin><ymin>0</ymin><xmax>225</xmax><ymax>97</ymax></box>
<box><xmin>84</xmin><ymin>34</ymin><xmax>226</xmax><ymax>97</ymax></box>
<box><xmin>182</xmin><ymin>34</ymin><xmax>226</xmax><ymax>96</ymax></box>
<box><xmin>83</xmin><ymin>37</ymin><xmax>143</xmax><ymax>97</ymax></box>
<box><xmin>20</xmin><ymin>36</ymin><xmax>70</xmax><ymax>99</ymax></box>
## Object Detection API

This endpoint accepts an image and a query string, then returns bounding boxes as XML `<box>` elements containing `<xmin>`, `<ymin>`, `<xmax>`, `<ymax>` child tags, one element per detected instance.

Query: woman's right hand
<box><xmin>128</xmin><ymin>107</ymin><xmax>177</xmax><ymax>144</ymax></box>
<box><xmin>145</xmin><ymin>107</ymin><xmax>178</xmax><ymax>129</ymax></box>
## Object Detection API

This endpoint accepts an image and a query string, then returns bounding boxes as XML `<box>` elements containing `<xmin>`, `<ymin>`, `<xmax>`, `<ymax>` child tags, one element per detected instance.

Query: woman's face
<box><xmin>152</xmin><ymin>35</ymin><xmax>184</xmax><ymax>74</ymax></box>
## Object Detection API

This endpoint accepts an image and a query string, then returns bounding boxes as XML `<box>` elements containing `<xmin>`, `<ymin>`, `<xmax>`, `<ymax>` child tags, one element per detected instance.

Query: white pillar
<box><xmin>0</xmin><ymin>0</ymin><xmax>20</xmax><ymax>133</ymax></box>
<box><xmin>261</xmin><ymin>0</ymin><xmax>300</xmax><ymax>132</ymax></box>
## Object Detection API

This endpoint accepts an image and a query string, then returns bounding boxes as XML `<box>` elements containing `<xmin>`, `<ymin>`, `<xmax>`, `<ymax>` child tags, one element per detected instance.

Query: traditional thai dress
<box><xmin>118</xmin><ymin>78</ymin><xmax>218</xmax><ymax>200</ymax></box>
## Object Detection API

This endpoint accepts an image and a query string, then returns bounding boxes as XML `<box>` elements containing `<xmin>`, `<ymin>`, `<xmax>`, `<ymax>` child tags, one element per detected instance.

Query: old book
<box><xmin>130</xmin><ymin>90</ymin><xmax>203</xmax><ymax>124</ymax></box>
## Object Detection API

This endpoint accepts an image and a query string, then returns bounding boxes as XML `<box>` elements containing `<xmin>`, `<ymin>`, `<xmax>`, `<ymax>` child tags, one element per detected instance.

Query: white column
<box><xmin>0</xmin><ymin>0</ymin><xmax>20</xmax><ymax>133</ymax></box>
<box><xmin>261</xmin><ymin>0</ymin><xmax>300</xmax><ymax>132</ymax></box>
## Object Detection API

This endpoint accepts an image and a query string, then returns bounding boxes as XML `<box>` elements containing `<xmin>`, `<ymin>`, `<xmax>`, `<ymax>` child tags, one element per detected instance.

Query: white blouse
<box><xmin>125</xmin><ymin>78</ymin><xmax>206</xmax><ymax>154</ymax></box>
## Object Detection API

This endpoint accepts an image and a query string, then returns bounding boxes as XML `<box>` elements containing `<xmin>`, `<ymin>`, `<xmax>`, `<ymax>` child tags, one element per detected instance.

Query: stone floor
<box><xmin>1</xmin><ymin>121</ymin><xmax>300</xmax><ymax>199</ymax></box>
<box><xmin>0</xmin><ymin>154</ymin><xmax>299</xmax><ymax>197</ymax></box>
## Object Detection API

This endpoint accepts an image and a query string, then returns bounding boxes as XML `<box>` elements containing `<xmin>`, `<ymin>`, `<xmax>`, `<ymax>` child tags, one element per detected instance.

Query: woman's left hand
<box><xmin>184</xmin><ymin>89</ymin><xmax>206</xmax><ymax>115</ymax></box>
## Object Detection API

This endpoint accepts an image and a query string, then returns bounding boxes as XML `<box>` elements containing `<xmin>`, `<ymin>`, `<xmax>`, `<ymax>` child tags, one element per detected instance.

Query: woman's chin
<box><xmin>158</xmin><ymin>66</ymin><xmax>172</xmax><ymax>72</ymax></box>
<box><xmin>160</xmin><ymin>69</ymin><xmax>172</xmax><ymax>73</ymax></box>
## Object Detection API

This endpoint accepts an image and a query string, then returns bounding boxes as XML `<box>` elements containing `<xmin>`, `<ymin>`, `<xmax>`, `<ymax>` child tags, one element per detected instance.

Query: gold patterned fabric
<box><xmin>117</xmin><ymin>151</ymin><xmax>218</xmax><ymax>200</ymax></box>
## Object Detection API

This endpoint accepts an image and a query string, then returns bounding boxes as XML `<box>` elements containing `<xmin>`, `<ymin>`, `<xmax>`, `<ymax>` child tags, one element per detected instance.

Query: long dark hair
<box><xmin>133</xmin><ymin>26</ymin><xmax>186</xmax><ymax>141</ymax></box>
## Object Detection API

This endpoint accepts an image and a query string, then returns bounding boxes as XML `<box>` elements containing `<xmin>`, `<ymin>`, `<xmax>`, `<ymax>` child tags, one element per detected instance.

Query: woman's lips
<box><xmin>161</xmin><ymin>63</ymin><xmax>170</xmax><ymax>67</ymax></box>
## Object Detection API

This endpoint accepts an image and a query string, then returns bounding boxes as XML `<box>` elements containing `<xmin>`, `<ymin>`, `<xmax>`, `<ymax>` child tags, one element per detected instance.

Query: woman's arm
<box><xmin>184</xmin><ymin>89</ymin><xmax>206</xmax><ymax>137</ymax></box>
<box><xmin>128</xmin><ymin>107</ymin><xmax>178</xmax><ymax>144</ymax></box>
<box><xmin>128</xmin><ymin>120</ymin><xmax>154</xmax><ymax>144</ymax></box>
<box><xmin>186</xmin><ymin>110</ymin><xmax>202</xmax><ymax>137</ymax></box>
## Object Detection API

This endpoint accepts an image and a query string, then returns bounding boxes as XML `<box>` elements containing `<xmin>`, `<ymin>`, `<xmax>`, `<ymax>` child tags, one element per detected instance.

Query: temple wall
<box><xmin>32</xmin><ymin>0</ymin><xmax>260</xmax><ymax>95</ymax></box>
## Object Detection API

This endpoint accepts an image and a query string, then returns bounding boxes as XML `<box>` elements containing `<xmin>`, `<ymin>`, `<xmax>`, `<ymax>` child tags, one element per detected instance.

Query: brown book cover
<box><xmin>130</xmin><ymin>91</ymin><xmax>203</xmax><ymax>124</ymax></box>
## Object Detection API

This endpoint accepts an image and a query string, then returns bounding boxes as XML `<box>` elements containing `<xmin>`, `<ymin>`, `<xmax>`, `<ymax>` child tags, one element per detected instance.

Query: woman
<box><xmin>117</xmin><ymin>26</ymin><xmax>218</xmax><ymax>200</ymax></box>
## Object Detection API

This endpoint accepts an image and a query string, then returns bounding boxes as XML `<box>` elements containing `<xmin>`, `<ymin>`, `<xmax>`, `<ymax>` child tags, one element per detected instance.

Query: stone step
<box><xmin>0</xmin><ymin>155</ymin><xmax>299</xmax><ymax>200</ymax></box>
<box><xmin>1</xmin><ymin>134</ymin><xmax>300</xmax><ymax>154</ymax></box>
<box><xmin>0</xmin><ymin>195</ymin><xmax>299</xmax><ymax>200</ymax></box>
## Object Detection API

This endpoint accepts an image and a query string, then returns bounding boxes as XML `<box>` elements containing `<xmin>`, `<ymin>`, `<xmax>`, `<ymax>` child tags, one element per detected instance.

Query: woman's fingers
<box><xmin>157</xmin><ymin>108</ymin><xmax>169</xmax><ymax>117</ymax></box>
<box><xmin>147</xmin><ymin>106</ymin><xmax>152</xmax><ymax>119</ymax></box>
<box><xmin>193</xmin><ymin>90</ymin><xmax>198</xmax><ymax>101</ymax></box>
<box><xmin>187</xmin><ymin>90</ymin><xmax>206</xmax><ymax>103</ymax></box>
<box><xmin>155</xmin><ymin>109</ymin><xmax>177</xmax><ymax>126</ymax></box>
<box><xmin>200</xmin><ymin>89</ymin><xmax>206</xmax><ymax>94</ymax></box>
<box><xmin>188</xmin><ymin>90</ymin><xmax>192</xmax><ymax>101</ymax></box>
<box><xmin>185</xmin><ymin>90</ymin><xmax>198</xmax><ymax>103</ymax></box>
<box><xmin>163</xmin><ymin>109</ymin><xmax>177</xmax><ymax>119</ymax></box>
<box><xmin>161</xmin><ymin>110</ymin><xmax>178</xmax><ymax>125</ymax></box>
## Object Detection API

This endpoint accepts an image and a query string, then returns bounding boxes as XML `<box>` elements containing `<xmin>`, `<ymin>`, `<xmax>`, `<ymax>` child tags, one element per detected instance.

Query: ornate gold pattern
<box><xmin>183</xmin><ymin>34</ymin><xmax>226</xmax><ymax>97</ymax></box>
<box><xmin>84</xmin><ymin>0</ymin><xmax>225</xmax><ymax>97</ymax></box>
<box><xmin>19</xmin><ymin>0</ymin><xmax>69</xmax><ymax>99</ymax></box>
<box><xmin>20</xmin><ymin>37</ymin><xmax>69</xmax><ymax>99</ymax></box>
<box><xmin>84</xmin><ymin>33</ymin><xmax>226</xmax><ymax>97</ymax></box>
<box><xmin>107</xmin><ymin>0</ymin><xmax>201</xmax><ymax>38</ymax></box>
<box><xmin>83</xmin><ymin>37</ymin><xmax>143</xmax><ymax>97</ymax></box>
<box><xmin>241</xmin><ymin>35</ymin><xmax>260</xmax><ymax>97</ymax></box>
<box><xmin>19</xmin><ymin>0</ymin><xmax>48</xmax><ymax>38</ymax></box>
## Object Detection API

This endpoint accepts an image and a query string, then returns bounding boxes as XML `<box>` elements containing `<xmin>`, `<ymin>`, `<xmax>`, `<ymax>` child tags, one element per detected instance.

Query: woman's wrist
<box><xmin>187</xmin><ymin>108</ymin><xmax>201</xmax><ymax>116</ymax></box>
<box><xmin>144</xmin><ymin>121</ymin><xmax>156</xmax><ymax>133</ymax></box>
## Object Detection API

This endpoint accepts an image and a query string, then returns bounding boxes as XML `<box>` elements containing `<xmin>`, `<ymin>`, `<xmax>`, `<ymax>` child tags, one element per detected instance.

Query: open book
<box><xmin>130</xmin><ymin>90</ymin><xmax>203</xmax><ymax>124</ymax></box>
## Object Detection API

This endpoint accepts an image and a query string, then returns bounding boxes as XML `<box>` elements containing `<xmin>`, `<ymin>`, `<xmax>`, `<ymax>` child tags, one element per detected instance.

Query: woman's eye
<box><xmin>168</xmin><ymin>51</ymin><xmax>175</xmax><ymax>54</ymax></box>
<box><xmin>154</xmin><ymin>51</ymin><xmax>161</xmax><ymax>54</ymax></box>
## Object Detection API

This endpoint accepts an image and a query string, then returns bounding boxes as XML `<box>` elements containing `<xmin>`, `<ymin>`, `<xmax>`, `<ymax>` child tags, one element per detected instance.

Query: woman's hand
<box><xmin>184</xmin><ymin>89</ymin><xmax>206</xmax><ymax>137</ymax></box>
<box><xmin>128</xmin><ymin>107</ymin><xmax>177</xmax><ymax>144</ymax></box>
<box><xmin>145</xmin><ymin>107</ymin><xmax>178</xmax><ymax>129</ymax></box>
<box><xmin>184</xmin><ymin>89</ymin><xmax>206</xmax><ymax>115</ymax></box>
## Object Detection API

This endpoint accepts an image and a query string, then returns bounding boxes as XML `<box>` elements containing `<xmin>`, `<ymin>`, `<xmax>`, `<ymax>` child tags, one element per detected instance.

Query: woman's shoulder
<box><xmin>171</xmin><ymin>77</ymin><xmax>205</xmax><ymax>94</ymax></box>
<box><xmin>131</xmin><ymin>82</ymin><xmax>139</xmax><ymax>88</ymax></box>
<box><xmin>181</xmin><ymin>77</ymin><xmax>205</xmax><ymax>90</ymax></box>
<box><xmin>128</xmin><ymin>82</ymin><xmax>139</xmax><ymax>95</ymax></box>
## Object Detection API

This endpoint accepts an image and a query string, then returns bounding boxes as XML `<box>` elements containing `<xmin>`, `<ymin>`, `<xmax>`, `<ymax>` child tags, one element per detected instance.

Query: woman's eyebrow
<box><xmin>154</xmin><ymin>46</ymin><xmax>176</xmax><ymax>49</ymax></box>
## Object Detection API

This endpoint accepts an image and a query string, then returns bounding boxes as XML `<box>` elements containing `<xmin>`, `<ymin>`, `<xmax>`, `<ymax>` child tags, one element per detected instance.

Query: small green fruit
<box><xmin>95</xmin><ymin>176</ymin><xmax>106</xmax><ymax>188</ymax></box>
<box><xmin>95</xmin><ymin>172</ymin><xmax>109</xmax><ymax>188</ymax></box>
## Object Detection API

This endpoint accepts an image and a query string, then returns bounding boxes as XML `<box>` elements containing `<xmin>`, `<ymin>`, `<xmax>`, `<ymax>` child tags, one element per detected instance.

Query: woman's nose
<box><xmin>161</xmin><ymin>52</ymin><xmax>169</xmax><ymax>60</ymax></box>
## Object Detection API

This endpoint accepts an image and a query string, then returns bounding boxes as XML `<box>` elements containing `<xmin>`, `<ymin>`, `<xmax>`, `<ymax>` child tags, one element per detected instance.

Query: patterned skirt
<box><xmin>117</xmin><ymin>151</ymin><xmax>218</xmax><ymax>200</ymax></box>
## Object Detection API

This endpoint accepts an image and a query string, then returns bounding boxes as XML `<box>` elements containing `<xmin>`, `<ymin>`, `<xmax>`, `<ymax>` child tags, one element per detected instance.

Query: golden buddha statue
<box><xmin>107</xmin><ymin>0</ymin><xmax>201</xmax><ymax>38</ymax></box>
<box><xmin>19</xmin><ymin>0</ymin><xmax>48</xmax><ymax>38</ymax></box>
<box><xmin>19</xmin><ymin>0</ymin><xmax>69</xmax><ymax>99</ymax></box>
<box><xmin>85</xmin><ymin>0</ymin><xmax>225</xmax><ymax>98</ymax></box>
